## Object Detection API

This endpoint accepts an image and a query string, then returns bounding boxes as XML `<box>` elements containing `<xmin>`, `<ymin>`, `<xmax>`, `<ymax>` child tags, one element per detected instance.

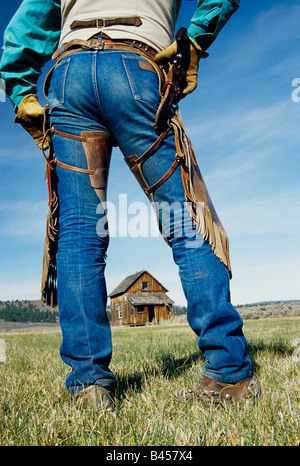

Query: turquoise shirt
<box><xmin>0</xmin><ymin>0</ymin><xmax>239</xmax><ymax>110</ymax></box>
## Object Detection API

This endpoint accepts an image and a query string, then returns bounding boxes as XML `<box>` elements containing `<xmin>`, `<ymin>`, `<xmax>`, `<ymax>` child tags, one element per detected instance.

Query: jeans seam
<box><xmin>93</xmin><ymin>52</ymin><xmax>103</xmax><ymax>116</ymax></box>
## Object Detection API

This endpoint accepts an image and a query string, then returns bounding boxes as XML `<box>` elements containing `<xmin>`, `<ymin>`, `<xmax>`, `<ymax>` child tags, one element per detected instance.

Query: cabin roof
<box><xmin>109</xmin><ymin>270</ymin><xmax>167</xmax><ymax>298</ymax></box>
<box><xmin>126</xmin><ymin>293</ymin><xmax>174</xmax><ymax>306</ymax></box>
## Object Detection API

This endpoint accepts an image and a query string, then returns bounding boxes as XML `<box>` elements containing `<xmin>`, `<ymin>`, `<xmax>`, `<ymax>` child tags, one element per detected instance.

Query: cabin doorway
<box><xmin>148</xmin><ymin>305</ymin><xmax>155</xmax><ymax>323</ymax></box>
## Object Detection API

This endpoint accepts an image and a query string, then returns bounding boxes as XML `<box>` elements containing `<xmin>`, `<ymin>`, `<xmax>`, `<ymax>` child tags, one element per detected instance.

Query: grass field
<box><xmin>0</xmin><ymin>317</ymin><xmax>299</xmax><ymax>446</ymax></box>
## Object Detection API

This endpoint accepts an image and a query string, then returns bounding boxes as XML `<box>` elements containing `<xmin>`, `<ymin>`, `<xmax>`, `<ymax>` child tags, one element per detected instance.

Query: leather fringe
<box><xmin>41</xmin><ymin>166</ymin><xmax>59</xmax><ymax>309</ymax></box>
<box><xmin>170</xmin><ymin>111</ymin><xmax>232</xmax><ymax>278</ymax></box>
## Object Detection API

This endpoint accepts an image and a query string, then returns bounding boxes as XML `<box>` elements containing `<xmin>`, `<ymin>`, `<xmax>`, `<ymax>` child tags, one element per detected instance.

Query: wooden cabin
<box><xmin>109</xmin><ymin>270</ymin><xmax>174</xmax><ymax>326</ymax></box>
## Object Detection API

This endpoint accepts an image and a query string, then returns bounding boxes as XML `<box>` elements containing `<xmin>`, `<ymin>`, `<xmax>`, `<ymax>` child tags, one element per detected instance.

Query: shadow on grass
<box><xmin>115</xmin><ymin>351</ymin><xmax>204</xmax><ymax>399</ymax></box>
<box><xmin>247</xmin><ymin>337</ymin><xmax>291</xmax><ymax>356</ymax></box>
<box><xmin>247</xmin><ymin>336</ymin><xmax>292</xmax><ymax>373</ymax></box>
<box><xmin>115</xmin><ymin>336</ymin><xmax>292</xmax><ymax>399</ymax></box>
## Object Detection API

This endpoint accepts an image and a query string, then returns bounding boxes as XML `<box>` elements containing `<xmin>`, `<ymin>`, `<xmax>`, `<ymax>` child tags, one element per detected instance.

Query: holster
<box><xmin>81</xmin><ymin>131</ymin><xmax>111</xmax><ymax>204</ymax></box>
<box><xmin>41</xmin><ymin>127</ymin><xmax>111</xmax><ymax>308</ymax></box>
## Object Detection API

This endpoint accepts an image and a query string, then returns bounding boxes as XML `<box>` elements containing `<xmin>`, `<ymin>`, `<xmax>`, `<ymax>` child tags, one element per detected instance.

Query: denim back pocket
<box><xmin>47</xmin><ymin>58</ymin><xmax>70</xmax><ymax>111</ymax></box>
<box><xmin>123</xmin><ymin>55</ymin><xmax>160</xmax><ymax>109</ymax></box>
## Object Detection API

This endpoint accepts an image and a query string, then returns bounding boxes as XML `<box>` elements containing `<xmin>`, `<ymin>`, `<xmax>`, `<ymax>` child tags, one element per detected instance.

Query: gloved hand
<box><xmin>155</xmin><ymin>37</ymin><xmax>207</xmax><ymax>96</ymax></box>
<box><xmin>15</xmin><ymin>94</ymin><xmax>49</xmax><ymax>150</ymax></box>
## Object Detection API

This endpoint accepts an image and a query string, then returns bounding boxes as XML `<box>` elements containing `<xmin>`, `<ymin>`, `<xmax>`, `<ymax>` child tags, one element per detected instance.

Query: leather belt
<box><xmin>70</xmin><ymin>17</ymin><xmax>142</xmax><ymax>30</ymax></box>
<box><xmin>52</xmin><ymin>38</ymin><xmax>158</xmax><ymax>60</ymax></box>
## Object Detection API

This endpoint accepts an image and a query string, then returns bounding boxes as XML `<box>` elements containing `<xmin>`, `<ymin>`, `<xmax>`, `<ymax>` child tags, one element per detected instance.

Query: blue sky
<box><xmin>0</xmin><ymin>0</ymin><xmax>299</xmax><ymax>306</ymax></box>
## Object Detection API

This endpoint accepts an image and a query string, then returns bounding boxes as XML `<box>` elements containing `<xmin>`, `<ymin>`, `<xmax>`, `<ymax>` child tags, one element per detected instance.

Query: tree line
<box><xmin>173</xmin><ymin>305</ymin><xmax>187</xmax><ymax>316</ymax></box>
<box><xmin>0</xmin><ymin>301</ymin><xmax>58</xmax><ymax>323</ymax></box>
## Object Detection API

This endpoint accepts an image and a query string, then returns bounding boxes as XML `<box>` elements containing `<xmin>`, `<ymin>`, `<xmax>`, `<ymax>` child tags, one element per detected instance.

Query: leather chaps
<box><xmin>40</xmin><ymin>40</ymin><xmax>231</xmax><ymax>308</ymax></box>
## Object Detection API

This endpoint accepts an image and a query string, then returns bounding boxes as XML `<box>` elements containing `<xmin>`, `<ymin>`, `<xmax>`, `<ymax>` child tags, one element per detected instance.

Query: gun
<box><xmin>153</xmin><ymin>28</ymin><xmax>190</xmax><ymax>130</ymax></box>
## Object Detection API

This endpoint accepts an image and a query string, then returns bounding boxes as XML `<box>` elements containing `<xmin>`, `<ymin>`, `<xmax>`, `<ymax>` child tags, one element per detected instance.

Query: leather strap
<box><xmin>51</xmin><ymin>128</ymin><xmax>87</xmax><ymax>142</ymax></box>
<box><xmin>54</xmin><ymin>158</ymin><xmax>94</xmax><ymax>175</ymax></box>
<box><xmin>70</xmin><ymin>17</ymin><xmax>142</xmax><ymax>30</ymax></box>
<box><xmin>146</xmin><ymin>157</ymin><xmax>181</xmax><ymax>195</ymax></box>
<box><xmin>131</xmin><ymin>127</ymin><xmax>171</xmax><ymax>166</ymax></box>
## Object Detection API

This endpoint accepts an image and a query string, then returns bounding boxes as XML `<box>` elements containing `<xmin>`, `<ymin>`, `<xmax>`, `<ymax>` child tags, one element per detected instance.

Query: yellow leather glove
<box><xmin>155</xmin><ymin>37</ymin><xmax>207</xmax><ymax>96</ymax></box>
<box><xmin>15</xmin><ymin>94</ymin><xmax>49</xmax><ymax>150</ymax></box>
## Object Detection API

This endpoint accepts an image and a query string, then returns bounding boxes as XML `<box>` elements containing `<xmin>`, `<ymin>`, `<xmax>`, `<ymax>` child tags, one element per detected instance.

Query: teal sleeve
<box><xmin>187</xmin><ymin>0</ymin><xmax>240</xmax><ymax>50</ymax></box>
<box><xmin>0</xmin><ymin>0</ymin><xmax>61</xmax><ymax>111</ymax></box>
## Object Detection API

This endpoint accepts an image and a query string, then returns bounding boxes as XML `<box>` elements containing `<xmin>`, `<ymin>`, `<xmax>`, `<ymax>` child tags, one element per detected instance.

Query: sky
<box><xmin>0</xmin><ymin>0</ymin><xmax>299</xmax><ymax>306</ymax></box>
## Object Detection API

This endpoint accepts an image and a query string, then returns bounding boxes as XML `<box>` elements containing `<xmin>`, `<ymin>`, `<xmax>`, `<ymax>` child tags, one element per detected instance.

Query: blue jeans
<box><xmin>47</xmin><ymin>45</ymin><xmax>253</xmax><ymax>394</ymax></box>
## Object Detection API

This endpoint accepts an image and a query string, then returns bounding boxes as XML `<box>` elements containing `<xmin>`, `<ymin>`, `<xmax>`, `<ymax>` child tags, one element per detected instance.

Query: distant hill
<box><xmin>173</xmin><ymin>300</ymin><xmax>300</xmax><ymax>323</ymax></box>
<box><xmin>236</xmin><ymin>300</ymin><xmax>300</xmax><ymax>320</ymax></box>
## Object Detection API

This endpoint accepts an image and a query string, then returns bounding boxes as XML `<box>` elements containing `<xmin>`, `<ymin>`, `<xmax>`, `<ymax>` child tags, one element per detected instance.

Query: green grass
<box><xmin>0</xmin><ymin>318</ymin><xmax>300</xmax><ymax>446</ymax></box>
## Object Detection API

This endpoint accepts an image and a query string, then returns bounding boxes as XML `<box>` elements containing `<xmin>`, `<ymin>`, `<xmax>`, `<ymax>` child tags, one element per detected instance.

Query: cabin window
<box><xmin>137</xmin><ymin>306</ymin><xmax>145</xmax><ymax>313</ymax></box>
<box><xmin>141</xmin><ymin>281</ymin><xmax>149</xmax><ymax>291</ymax></box>
<box><xmin>116</xmin><ymin>304</ymin><xmax>122</xmax><ymax>319</ymax></box>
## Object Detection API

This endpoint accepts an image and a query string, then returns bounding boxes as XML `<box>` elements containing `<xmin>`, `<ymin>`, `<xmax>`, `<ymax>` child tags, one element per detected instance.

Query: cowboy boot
<box><xmin>74</xmin><ymin>384</ymin><xmax>115</xmax><ymax>412</ymax></box>
<box><xmin>181</xmin><ymin>374</ymin><xmax>262</xmax><ymax>404</ymax></box>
